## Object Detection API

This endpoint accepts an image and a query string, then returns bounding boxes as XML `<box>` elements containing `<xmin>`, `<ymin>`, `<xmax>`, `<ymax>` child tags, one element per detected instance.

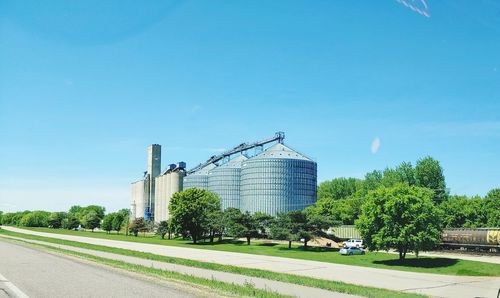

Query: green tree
<box><xmin>169</xmin><ymin>188</ymin><xmax>221</xmax><ymax>244</ymax></box>
<box><xmin>313</xmin><ymin>177</ymin><xmax>365</xmax><ymax>226</ymax></box>
<box><xmin>48</xmin><ymin>212</ymin><xmax>67</xmax><ymax>229</ymax></box>
<box><xmin>112</xmin><ymin>212</ymin><xmax>125</xmax><ymax>234</ymax></box>
<box><xmin>309</xmin><ymin>195</ymin><xmax>361</xmax><ymax>225</ymax></box>
<box><xmin>301</xmin><ymin>207</ymin><xmax>333</xmax><ymax>248</ymax></box>
<box><xmin>2</xmin><ymin>212</ymin><xmax>29</xmax><ymax>226</ymax></box>
<box><xmin>129</xmin><ymin>217</ymin><xmax>147</xmax><ymax>237</ymax></box>
<box><xmin>68</xmin><ymin>205</ymin><xmax>83</xmax><ymax>216</ymax></box>
<box><xmin>19</xmin><ymin>211</ymin><xmax>50</xmax><ymax>227</ymax></box>
<box><xmin>3</xmin><ymin>212</ymin><xmax>15</xmax><ymax>225</ymax></box>
<box><xmin>273</xmin><ymin>209</ymin><xmax>332</xmax><ymax>249</ymax></box>
<box><xmin>2</xmin><ymin>213</ymin><xmax>11</xmax><ymax>225</ymax></box>
<box><xmin>356</xmin><ymin>184</ymin><xmax>442</xmax><ymax>261</ymax></box>
<box><xmin>288</xmin><ymin>210</ymin><xmax>311</xmax><ymax>248</ymax></box>
<box><xmin>117</xmin><ymin>209</ymin><xmax>130</xmax><ymax>236</ymax></box>
<box><xmin>83</xmin><ymin>205</ymin><xmax>105</xmax><ymax>220</ymax></box>
<box><xmin>15</xmin><ymin>211</ymin><xmax>32</xmax><ymax>225</ymax></box>
<box><xmin>415</xmin><ymin>156</ymin><xmax>447</xmax><ymax>204</ymax></box>
<box><xmin>222</xmin><ymin>208</ymin><xmax>242</xmax><ymax>239</ymax></box>
<box><xmin>0</xmin><ymin>211</ymin><xmax>3</xmax><ymax>226</ymax></box>
<box><xmin>483</xmin><ymin>189</ymin><xmax>500</xmax><ymax>227</ymax></box>
<box><xmin>363</xmin><ymin>170</ymin><xmax>383</xmax><ymax>192</ymax></box>
<box><xmin>101</xmin><ymin>213</ymin><xmax>114</xmax><ymax>233</ymax></box>
<box><xmin>62</xmin><ymin>214</ymin><xmax>80</xmax><ymax>230</ymax></box>
<box><xmin>82</xmin><ymin>211</ymin><xmax>101</xmax><ymax>231</ymax></box>
<box><xmin>398</xmin><ymin>162</ymin><xmax>416</xmax><ymax>186</ymax></box>
<box><xmin>382</xmin><ymin>162</ymin><xmax>416</xmax><ymax>187</ymax></box>
<box><xmin>339</xmin><ymin>197</ymin><xmax>363</xmax><ymax>224</ymax></box>
<box><xmin>269</xmin><ymin>212</ymin><xmax>296</xmax><ymax>248</ymax></box>
<box><xmin>225</xmin><ymin>210</ymin><xmax>258</xmax><ymax>245</ymax></box>
<box><xmin>68</xmin><ymin>205</ymin><xmax>105</xmax><ymax>227</ymax></box>
<box><xmin>156</xmin><ymin>220</ymin><xmax>170</xmax><ymax>239</ymax></box>
<box><xmin>317</xmin><ymin>177</ymin><xmax>360</xmax><ymax>200</ymax></box>
<box><xmin>207</xmin><ymin>209</ymin><xmax>224</xmax><ymax>243</ymax></box>
<box><xmin>253</xmin><ymin>212</ymin><xmax>274</xmax><ymax>238</ymax></box>
<box><xmin>439</xmin><ymin>195</ymin><xmax>484</xmax><ymax>228</ymax></box>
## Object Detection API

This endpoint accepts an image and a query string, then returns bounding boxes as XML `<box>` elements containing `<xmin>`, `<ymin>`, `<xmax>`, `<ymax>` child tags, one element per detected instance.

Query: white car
<box><xmin>343</xmin><ymin>239</ymin><xmax>364</xmax><ymax>248</ymax></box>
<box><xmin>339</xmin><ymin>247</ymin><xmax>365</xmax><ymax>255</ymax></box>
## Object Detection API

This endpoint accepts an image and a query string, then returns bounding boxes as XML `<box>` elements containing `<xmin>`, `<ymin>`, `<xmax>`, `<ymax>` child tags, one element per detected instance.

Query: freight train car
<box><xmin>441</xmin><ymin>228</ymin><xmax>500</xmax><ymax>252</ymax></box>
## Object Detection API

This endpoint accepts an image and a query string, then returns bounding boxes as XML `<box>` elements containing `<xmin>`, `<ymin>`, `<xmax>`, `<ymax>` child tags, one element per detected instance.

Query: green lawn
<box><xmin>12</xmin><ymin>227</ymin><xmax>500</xmax><ymax>276</ymax></box>
<box><xmin>0</xmin><ymin>229</ymin><xmax>425</xmax><ymax>298</ymax></box>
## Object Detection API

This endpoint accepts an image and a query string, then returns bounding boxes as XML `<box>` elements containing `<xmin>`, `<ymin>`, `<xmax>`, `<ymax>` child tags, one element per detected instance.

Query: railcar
<box><xmin>441</xmin><ymin>228</ymin><xmax>499</xmax><ymax>252</ymax></box>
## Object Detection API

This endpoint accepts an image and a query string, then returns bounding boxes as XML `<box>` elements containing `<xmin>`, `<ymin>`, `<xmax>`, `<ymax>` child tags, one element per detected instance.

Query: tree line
<box><xmin>312</xmin><ymin>156</ymin><xmax>499</xmax><ymax>260</ymax></box>
<box><xmin>0</xmin><ymin>205</ymin><xmax>130</xmax><ymax>234</ymax></box>
<box><xmin>1</xmin><ymin>156</ymin><xmax>498</xmax><ymax>262</ymax></box>
<box><xmin>313</xmin><ymin>156</ymin><xmax>499</xmax><ymax>228</ymax></box>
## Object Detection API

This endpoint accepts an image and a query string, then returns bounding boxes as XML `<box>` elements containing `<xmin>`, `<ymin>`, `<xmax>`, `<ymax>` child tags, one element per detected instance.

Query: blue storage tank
<box><xmin>240</xmin><ymin>143</ymin><xmax>317</xmax><ymax>216</ymax></box>
<box><xmin>208</xmin><ymin>155</ymin><xmax>247</xmax><ymax>210</ymax></box>
<box><xmin>183</xmin><ymin>163</ymin><xmax>216</xmax><ymax>190</ymax></box>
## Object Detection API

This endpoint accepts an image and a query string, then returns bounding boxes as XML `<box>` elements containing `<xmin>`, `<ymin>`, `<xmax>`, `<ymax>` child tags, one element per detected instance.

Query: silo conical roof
<box><xmin>191</xmin><ymin>163</ymin><xmax>216</xmax><ymax>175</ymax></box>
<box><xmin>249</xmin><ymin>143</ymin><xmax>313</xmax><ymax>161</ymax></box>
<box><xmin>214</xmin><ymin>154</ymin><xmax>248</xmax><ymax>169</ymax></box>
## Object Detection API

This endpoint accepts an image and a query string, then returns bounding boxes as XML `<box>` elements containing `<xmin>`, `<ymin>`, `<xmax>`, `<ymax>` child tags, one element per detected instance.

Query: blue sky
<box><xmin>1</xmin><ymin>0</ymin><xmax>499</xmax><ymax>212</ymax></box>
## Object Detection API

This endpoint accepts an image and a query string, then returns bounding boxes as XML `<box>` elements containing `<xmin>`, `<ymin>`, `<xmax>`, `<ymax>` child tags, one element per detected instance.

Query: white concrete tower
<box><xmin>146</xmin><ymin>144</ymin><xmax>161</xmax><ymax>220</ymax></box>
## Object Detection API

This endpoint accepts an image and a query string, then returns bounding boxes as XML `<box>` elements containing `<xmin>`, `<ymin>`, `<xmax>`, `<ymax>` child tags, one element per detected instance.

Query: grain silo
<box><xmin>154</xmin><ymin>165</ymin><xmax>171</xmax><ymax>222</ymax></box>
<box><xmin>154</xmin><ymin>163</ymin><xmax>186</xmax><ymax>222</ymax></box>
<box><xmin>240</xmin><ymin>143</ymin><xmax>317</xmax><ymax>216</ymax></box>
<box><xmin>167</xmin><ymin>163</ymin><xmax>185</xmax><ymax>219</ymax></box>
<box><xmin>131</xmin><ymin>175</ymin><xmax>149</xmax><ymax>219</ymax></box>
<box><xmin>183</xmin><ymin>163</ymin><xmax>216</xmax><ymax>190</ymax></box>
<box><xmin>208</xmin><ymin>155</ymin><xmax>247</xmax><ymax>210</ymax></box>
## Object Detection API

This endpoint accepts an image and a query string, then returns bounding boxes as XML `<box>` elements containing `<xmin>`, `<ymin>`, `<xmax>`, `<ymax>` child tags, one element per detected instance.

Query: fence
<box><xmin>328</xmin><ymin>225</ymin><xmax>361</xmax><ymax>239</ymax></box>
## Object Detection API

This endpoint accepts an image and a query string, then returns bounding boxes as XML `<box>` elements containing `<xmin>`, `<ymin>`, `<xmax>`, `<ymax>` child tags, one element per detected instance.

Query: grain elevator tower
<box><xmin>146</xmin><ymin>144</ymin><xmax>161</xmax><ymax>220</ymax></box>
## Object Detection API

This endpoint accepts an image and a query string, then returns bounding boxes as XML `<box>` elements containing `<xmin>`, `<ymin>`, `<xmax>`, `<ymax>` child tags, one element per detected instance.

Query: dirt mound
<box><xmin>308</xmin><ymin>237</ymin><xmax>340</xmax><ymax>248</ymax></box>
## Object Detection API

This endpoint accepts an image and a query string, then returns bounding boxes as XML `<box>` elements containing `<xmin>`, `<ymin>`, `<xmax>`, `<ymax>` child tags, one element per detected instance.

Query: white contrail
<box><xmin>396</xmin><ymin>0</ymin><xmax>430</xmax><ymax>17</ymax></box>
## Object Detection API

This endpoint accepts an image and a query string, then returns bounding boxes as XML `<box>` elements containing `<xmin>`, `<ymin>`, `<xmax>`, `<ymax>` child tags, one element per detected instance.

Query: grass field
<box><xmin>11</xmin><ymin>227</ymin><xmax>500</xmax><ymax>276</ymax></box>
<box><xmin>0</xmin><ymin>229</ymin><xmax>425</xmax><ymax>298</ymax></box>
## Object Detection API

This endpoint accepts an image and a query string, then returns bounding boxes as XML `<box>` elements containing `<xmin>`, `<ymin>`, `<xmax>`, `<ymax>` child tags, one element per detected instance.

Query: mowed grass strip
<box><xmin>3</xmin><ymin>237</ymin><xmax>288</xmax><ymax>298</ymax></box>
<box><xmin>0</xmin><ymin>229</ymin><xmax>426</xmax><ymax>298</ymax></box>
<box><xmin>18</xmin><ymin>227</ymin><xmax>500</xmax><ymax>276</ymax></box>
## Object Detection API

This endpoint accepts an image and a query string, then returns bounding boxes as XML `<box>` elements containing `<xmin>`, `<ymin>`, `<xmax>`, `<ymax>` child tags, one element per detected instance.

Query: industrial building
<box><xmin>130</xmin><ymin>144</ymin><xmax>186</xmax><ymax>222</ymax></box>
<box><xmin>130</xmin><ymin>132</ymin><xmax>318</xmax><ymax>221</ymax></box>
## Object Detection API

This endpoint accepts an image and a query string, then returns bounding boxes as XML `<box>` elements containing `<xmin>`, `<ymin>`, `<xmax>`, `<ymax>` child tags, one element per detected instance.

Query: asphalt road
<box><xmin>3</xmin><ymin>226</ymin><xmax>500</xmax><ymax>298</ymax></box>
<box><xmin>0</xmin><ymin>240</ymin><xmax>197</xmax><ymax>298</ymax></box>
<box><xmin>0</xmin><ymin>234</ymin><xmax>357</xmax><ymax>298</ymax></box>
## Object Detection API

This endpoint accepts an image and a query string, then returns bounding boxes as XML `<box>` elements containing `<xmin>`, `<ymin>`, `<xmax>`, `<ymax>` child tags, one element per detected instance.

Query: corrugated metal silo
<box><xmin>208</xmin><ymin>155</ymin><xmax>247</xmax><ymax>210</ymax></box>
<box><xmin>240</xmin><ymin>143</ymin><xmax>317</xmax><ymax>216</ymax></box>
<box><xmin>183</xmin><ymin>163</ymin><xmax>216</xmax><ymax>190</ymax></box>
